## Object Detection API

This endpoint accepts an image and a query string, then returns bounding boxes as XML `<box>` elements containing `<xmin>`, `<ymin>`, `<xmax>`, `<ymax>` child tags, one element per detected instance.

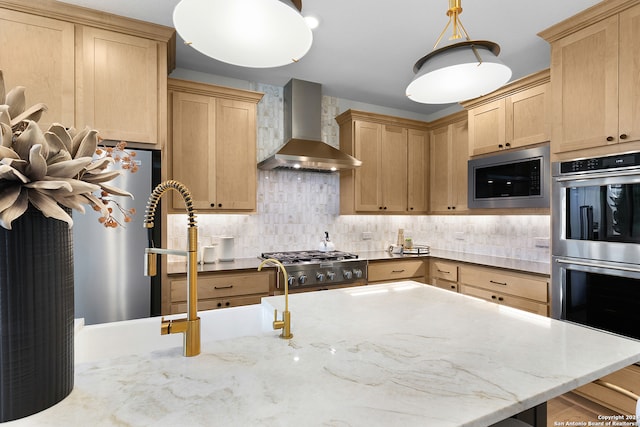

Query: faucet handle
<box><xmin>273</xmin><ymin>309</ymin><xmax>285</xmax><ymax>330</ymax></box>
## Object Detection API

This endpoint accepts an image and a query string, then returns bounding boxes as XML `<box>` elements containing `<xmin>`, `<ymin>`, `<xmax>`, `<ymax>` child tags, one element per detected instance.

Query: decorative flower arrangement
<box><xmin>0</xmin><ymin>70</ymin><xmax>136</xmax><ymax>230</ymax></box>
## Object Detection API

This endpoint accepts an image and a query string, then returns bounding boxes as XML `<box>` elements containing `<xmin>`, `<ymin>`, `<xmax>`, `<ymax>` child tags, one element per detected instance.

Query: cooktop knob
<box><xmin>326</xmin><ymin>271</ymin><xmax>336</xmax><ymax>280</ymax></box>
<box><xmin>298</xmin><ymin>274</ymin><xmax>307</xmax><ymax>285</ymax></box>
<box><xmin>353</xmin><ymin>268</ymin><xmax>363</xmax><ymax>279</ymax></box>
<box><xmin>343</xmin><ymin>270</ymin><xmax>353</xmax><ymax>280</ymax></box>
<box><xmin>316</xmin><ymin>272</ymin><xmax>325</xmax><ymax>282</ymax></box>
<box><xmin>287</xmin><ymin>276</ymin><xmax>296</xmax><ymax>287</ymax></box>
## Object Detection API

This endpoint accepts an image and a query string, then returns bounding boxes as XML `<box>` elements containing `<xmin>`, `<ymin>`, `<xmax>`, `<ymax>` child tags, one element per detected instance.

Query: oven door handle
<box><xmin>554</xmin><ymin>168</ymin><xmax>640</xmax><ymax>182</ymax></box>
<box><xmin>555</xmin><ymin>258</ymin><xmax>640</xmax><ymax>274</ymax></box>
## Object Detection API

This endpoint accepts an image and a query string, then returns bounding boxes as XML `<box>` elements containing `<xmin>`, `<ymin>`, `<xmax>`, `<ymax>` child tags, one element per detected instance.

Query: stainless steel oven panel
<box><xmin>552</xmin><ymin>165</ymin><xmax>640</xmax><ymax>265</ymax></box>
<box><xmin>551</xmin><ymin>256</ymin><xmax>640</xmax><ymax>319</ymax></box>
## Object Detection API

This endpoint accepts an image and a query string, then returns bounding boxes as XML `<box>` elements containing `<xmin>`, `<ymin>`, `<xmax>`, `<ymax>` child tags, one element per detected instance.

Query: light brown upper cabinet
<box><xmin>540</xmin><ymin>1</ymin><xmax>640</xmax><ymax>156</ymax></box>
<box><xmin>77</xmin><ymin>27</ymin><xmax>165</xmax><ymax>145</ymax></box>
<box><xmin>0</xmin><ymin>0</ymin><xmax>175</xmax><ymax>146</ymax></box>
<box><xmin>168</xmin><ymin>78</ymin><xmax>263</xmax><ymax>213</ymax></box>
<box><xmin>336</xmin><ymin>110</ymin><xmax>430</xmax><ymax>214</ymax></box>
<box><xmin>429</xmin><ymin>112</ymin><xmax>468</xmax><ymax>213</ymax></box>
<box><xmin>407</xmin><ymin>128</ymin><xmax>430</xmax><ymax>213</ymax></box>
<box><xmin>462</xmin><ymin>70</ymin><xmax>550</xmax><ymax>157</ymax></box>
<box><xmin>0</xmin><ymin>9</ymin><xmax>75</xmax><ymax>131</ymax></box>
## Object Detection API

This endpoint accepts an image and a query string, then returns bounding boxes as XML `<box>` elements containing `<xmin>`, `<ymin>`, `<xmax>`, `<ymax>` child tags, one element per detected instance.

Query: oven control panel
<box><xmin>560</xmin><ymin>151</ymin><xmax>640</xmax><ymax>173</ymax></box>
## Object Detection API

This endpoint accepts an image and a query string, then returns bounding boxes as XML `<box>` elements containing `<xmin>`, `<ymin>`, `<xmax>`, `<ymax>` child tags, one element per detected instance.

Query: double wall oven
<box><xmin>552</xmin><ymin>151</ymin><xmax>640</xmax><ymax>341</ymax></box>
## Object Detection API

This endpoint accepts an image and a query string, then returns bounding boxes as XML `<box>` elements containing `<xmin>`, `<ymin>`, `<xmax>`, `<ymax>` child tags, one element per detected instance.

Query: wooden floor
<box><xmin>547</xmin><ymin>392</ymin><xmax>624</xmax><ymax>427</ymax></box>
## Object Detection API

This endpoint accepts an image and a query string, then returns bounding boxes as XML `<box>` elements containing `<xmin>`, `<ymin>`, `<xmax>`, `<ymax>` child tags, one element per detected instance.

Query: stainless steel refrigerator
<box><xmin>73</xmin><ymin>149</ymin><xmax>161</xmax><ymax>325</ymax></box>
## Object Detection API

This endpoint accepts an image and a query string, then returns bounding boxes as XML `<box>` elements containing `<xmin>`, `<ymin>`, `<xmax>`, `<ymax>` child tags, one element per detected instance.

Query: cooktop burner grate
<box><xmin>260</xmin><ymin>250</ymin><xmax>359</xmax><ymax>264</ymax></box>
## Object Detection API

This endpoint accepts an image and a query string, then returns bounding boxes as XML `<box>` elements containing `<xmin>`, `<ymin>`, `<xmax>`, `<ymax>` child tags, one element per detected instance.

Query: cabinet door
<box><xmin>381</xmin><ymin>125</ymin><xmax>408</xmax><ymax>212</ymax></box>
<box><xmin>618</xmin><ymin>4</ymin><xmax>640</xmax><ymax>145</ymax></box>
<box><xmin>171</xmin><ymin>91</ymin><xmax>216</xmax><ymax>210</ymax></box>
<box><xmin>79</xmin><ymin>26</ymin><xmax>160</xmax><ymax>144</ymax></box>
<box><xmin>450</xmin><ymin>119</ymin><xmax>468</xmax><ymax>211</ymax></box>
<box><xmin>0</xmin><ymin>9</ymin><xmax>75</xmax><ymax>130</ymax></box>
<box><xmin>354</xmin><ymin>121</ymin><xmax>383</xmax><ymax>212</ymax></box>
<box><xmin>215</xmin><ymin>98</ymin><xmax>257</xmax><ymax>211</ymax></box>
<box><xmin>468</xmin><ymin>99</ymin><xmax>505</xmax><ymax>156</ymax></box>
<box><xmin>506</xmin><ymin>83</ymin><xmax>550</xmax><ymax>148</ymax></box>
<box><xmin>430</xmin><ymin>125</ymin><xmax>452</xmax><ymax>212</ymax></box>
<box><xmin>550</xmin><ymin>15</ymin><xmax>619</xmax><ymax>153</ymax></box>
<box><xmin>407</xmin><ymin>129</ymin><xmax>429</xmax><ymax>213</ymax></box>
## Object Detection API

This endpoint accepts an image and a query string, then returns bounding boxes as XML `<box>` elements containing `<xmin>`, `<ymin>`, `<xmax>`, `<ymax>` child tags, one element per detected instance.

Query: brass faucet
<box><xmin>258</xmin><ymin>259</ymin><xmax>293</xmax><ymax>339</ymax></box>
<box><xmin>143</xmin><ymin>180</ymin><xmax>200</xmax><ymax>357</ymax></box>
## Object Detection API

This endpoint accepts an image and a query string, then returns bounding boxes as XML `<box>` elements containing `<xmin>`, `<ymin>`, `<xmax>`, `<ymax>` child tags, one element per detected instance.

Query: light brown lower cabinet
<box><xmin>429</xmin><ymin>259</ymin><xmax>459</xmax><ymax>292</ymax></box>
<box><xmin>427</xmin><ymin>258</ymin><xmax>550</xmax><ymax>316</ymax></box>
<box><xmin>169</xmin><ymin>270</ymin><xmax>274</xmax><ymax>314</ymax></box>
<box><xmin>367</xmin><ymin>259</ymin><xmax>426</xmax><ymax>283</ymax></box>
<box><xmin>574</xmin><ymin>364</ymin><xmax>640</xmax><ymax>416</ymax></box>
<box><xmin>459</xmin><ymin>264</ymin><xmax>549</xmax><ymax>316</ymax></box>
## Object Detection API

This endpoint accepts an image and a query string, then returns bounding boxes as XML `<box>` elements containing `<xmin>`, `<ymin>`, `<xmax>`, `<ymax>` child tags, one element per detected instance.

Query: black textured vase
<box><xmin>0</xmin><ymin>208</ymin><xmax>74</xmax><ymax>422</ymax></box>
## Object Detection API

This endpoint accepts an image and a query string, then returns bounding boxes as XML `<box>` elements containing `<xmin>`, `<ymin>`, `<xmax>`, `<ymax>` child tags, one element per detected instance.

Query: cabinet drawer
<box><xmin>431</xmin><ymin>277</ymin><xmax>458</xmax><ymax>292</ymax></box>
<box><xmin>171</xmin><ymin>271</ymin><xmax>270</xmax><ymax>302</ymax></box>
<box><xmin>575</xmin><ymin>365</ymin><xmax>640</xmax><ymax>415</ymax></box>
<box><xmin>368</xmin><ymin>259</ymin><xmax>425</xmax><ymax>282</ymax></box>
<box><xmin>459</xmin><ymin>265</ymin><xmax>548</xmax><ymax>302</ymax></box>
<box><xmin>431</xmin><ymin>260</ymin><xmax>458</xmax><ymax>282</ymax></box>
<box><xmin>171</xmin><ymin>295</ymin><xmax>263</xmax><ymax>314</ymax></box>
<box><xmin>460</xmin><ymin>285</ymin><xmax>548</xmax><ymax>316</ymax></box>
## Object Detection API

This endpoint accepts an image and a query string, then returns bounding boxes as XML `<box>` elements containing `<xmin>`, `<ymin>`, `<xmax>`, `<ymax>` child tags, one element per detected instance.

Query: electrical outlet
<box><xmin>534</xmin><ymin>237</ymin><xmax>550</xmax><ymax>248</ymax></box>
<box><xmin>454</xmin><ymin>231</ymin><xmax>465</xmax><ymax>240</ymax></box>
<box><xmin>361</xmin><ymin>231</ymin><xmax>373</xmax><ymax>241</ymax></box>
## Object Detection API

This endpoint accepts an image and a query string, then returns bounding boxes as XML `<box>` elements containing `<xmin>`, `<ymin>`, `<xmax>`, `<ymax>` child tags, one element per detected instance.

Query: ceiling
<box><xmin>57</xmin><ymin>0</ymin><xmax>602</xmax><ymax>119</ymax></box>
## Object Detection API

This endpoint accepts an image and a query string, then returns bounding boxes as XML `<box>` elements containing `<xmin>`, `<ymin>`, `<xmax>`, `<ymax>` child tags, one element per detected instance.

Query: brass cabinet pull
<box><xmin>489</xmin><ymin>280</ymin><xmax>508</xmax><ymax>286</ymax></box>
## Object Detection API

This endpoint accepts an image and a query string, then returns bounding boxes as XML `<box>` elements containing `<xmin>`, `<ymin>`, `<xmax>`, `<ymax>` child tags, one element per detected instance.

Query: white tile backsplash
<box><xmin>167</xmin><ymin>81</ymin><xmax>551</xmax><ymax>263</ymax></box>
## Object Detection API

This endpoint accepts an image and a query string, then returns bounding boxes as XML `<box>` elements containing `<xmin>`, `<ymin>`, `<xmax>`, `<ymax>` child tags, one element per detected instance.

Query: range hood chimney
<box><xmin>257</xmin><ymin>79</ymin><xmax>362</xmax><ymax>172</ymax></box>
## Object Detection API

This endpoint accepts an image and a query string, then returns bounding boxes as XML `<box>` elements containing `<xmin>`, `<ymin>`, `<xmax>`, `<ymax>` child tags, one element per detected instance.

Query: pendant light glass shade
<box><xmin>406</xmin><ymin>0</ymin><xmax>512</xmax><ymax>104</ymax></box>
<box><xmin>173</xmin><ymin>0</ymin><xmax>313</xmax><ymax>68</ymax></box>
<box><xmin>406</xmin><ymin>41</ymin><xmax>512</xmax><ymax>104</ymax></box>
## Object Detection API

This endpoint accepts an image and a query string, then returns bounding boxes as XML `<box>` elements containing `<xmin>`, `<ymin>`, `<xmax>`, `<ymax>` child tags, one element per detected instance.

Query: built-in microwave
<box><xmin>468</xmin><ymin>145</ymin><xmax>550</xmax><ymax>209</ymax></box>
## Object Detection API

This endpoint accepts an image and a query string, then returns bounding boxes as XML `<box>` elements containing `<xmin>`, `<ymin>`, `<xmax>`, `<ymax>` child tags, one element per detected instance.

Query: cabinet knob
<box><xmin>447</xmin><ymin>206</ymin><xmax>451</xmax><ymax>210</ymax></box>
<box><xmin>620</xmin><ymin>133</ymin><xmax>628</xmax><ymax>140</ymax></box>
<box><xmin>498</xmin><ymin>144</ymin><xmax>503</xmax><ymax>149</ymax></box>
<box><xmin>210</xmin><ymin>203</ymin><xmax>215</xmax><ymax>207</ymax></box>
<box><xmin>217</xmin><ymin>302</ymin><xmax>222</xmax><ymax>307</ymax></box>
<box><xmin>218</xmin><ymin>203</ymin><xmax>222</xmax><ymax>208</ymax></box>
<box><xmin>409</xmin><ymin>207</ymin><xmax>414</xmax><ymax>210</ymax></box>
<box><xmin>491</xmin><ymin>295</ymin><xmax>497</xmax><ymax>300</ymax></box>
<box><xmin>505</xmin><ymin>143</ymin><xmax>511</xmax><ymax>148</ymax></box>
<box><xmin>606</xmin><ymin>136</ymin><xmax>615</xmax><ymax>142</ymax></box>
<box><xmin>379</xmin><ymin>206</ymin><xmax>383</xmax><ymax>210</ymax></box>
<box><xmin>383</xmin><ymin>206</ymin><xmax>387</xmax><ymax>210</ymax></box>
<box><xmin>451</xmin><ymin>206</ymin><xmax>456</xmax><ymax>210</ymax></box>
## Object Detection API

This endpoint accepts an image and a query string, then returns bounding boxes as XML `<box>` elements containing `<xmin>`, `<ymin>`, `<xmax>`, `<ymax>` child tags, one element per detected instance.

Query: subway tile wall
<box><xmin>167</xmin><ymin>82</ymin><xmax>550</xmax><ymax>263</ymax></box>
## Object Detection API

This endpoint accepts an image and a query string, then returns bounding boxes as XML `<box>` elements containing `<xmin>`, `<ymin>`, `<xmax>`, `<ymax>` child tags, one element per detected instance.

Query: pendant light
<box><xmin>173</xmin><ymin>0</ymin><xmax>313</xmax><ymax>68</ymax></box>
<box><xmin>406</xmin><ymin>0</ymin><xmax>512</xmax><ymax>104</ymax></box>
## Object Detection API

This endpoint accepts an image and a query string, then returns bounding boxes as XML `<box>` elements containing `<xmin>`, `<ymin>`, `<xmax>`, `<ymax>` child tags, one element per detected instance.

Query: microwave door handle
<box><xmin>555</xmin><ymin>258</ymin><xmax>640</xmax><ymax>274</ymax></box>
<box><xmin>555</xmin><ymin>169</ymin><xmax>640</xmax><ymax>182</ymax></box>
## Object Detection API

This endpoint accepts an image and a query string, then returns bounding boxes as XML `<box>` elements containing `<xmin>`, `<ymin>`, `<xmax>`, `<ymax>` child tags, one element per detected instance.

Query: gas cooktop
<box><xmin>260</xmin><ymin>250</ymin><xmax>359</xmax><ymax>264</ymax></box>
<box><xmin>260</xmin><ymin>250</ymin><xmax>365</xmax><ymax>289</ymax></box>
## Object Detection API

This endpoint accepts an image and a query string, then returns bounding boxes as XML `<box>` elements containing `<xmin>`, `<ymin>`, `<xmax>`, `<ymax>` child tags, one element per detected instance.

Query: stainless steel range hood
<box><xmin>257</xmin><ymin>79</ymin><xmax>362</xmax><ymax>172</ymax></box>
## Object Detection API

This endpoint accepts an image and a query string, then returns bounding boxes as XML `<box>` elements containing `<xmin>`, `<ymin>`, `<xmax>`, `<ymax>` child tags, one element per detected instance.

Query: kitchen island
<box><xmin>9</xmin><ymin>281</ymin><xmax>640</xmax><ymax>426</ymax></box>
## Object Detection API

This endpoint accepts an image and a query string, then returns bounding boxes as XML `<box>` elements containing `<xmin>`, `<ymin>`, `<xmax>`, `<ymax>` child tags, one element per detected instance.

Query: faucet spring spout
<box><xmin>143</xmin><ymin>180</ymin><xmax>200</xmax><ymax>357</ymax></box>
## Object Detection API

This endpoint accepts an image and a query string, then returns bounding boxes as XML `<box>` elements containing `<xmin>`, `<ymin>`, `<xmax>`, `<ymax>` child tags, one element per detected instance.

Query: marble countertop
<box><xmin>168</xmin><ymin>249</ymin><xmax>550</xmax><ymax>276</ymax></box>
<box><xmin>10</xmin><ymin>281</ymin><xmax>640</xmax><ymax>426</ymax></box>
